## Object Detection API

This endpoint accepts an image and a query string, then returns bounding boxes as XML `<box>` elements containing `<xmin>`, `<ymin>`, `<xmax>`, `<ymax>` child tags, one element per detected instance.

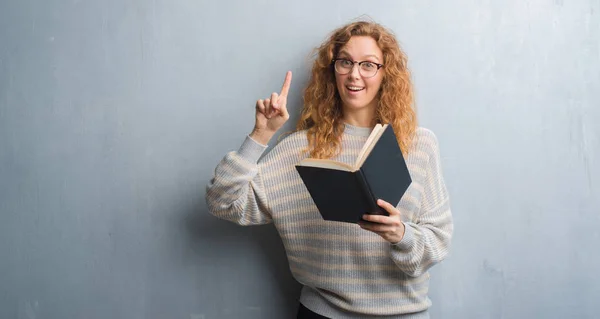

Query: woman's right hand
<box><xmin>250</xmin><ymin>71</ymin><xmax>292</xmax><ymax>145</ymax></box>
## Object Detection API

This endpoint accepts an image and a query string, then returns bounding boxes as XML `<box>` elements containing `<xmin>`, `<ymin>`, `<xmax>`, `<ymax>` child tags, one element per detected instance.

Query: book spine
<box><xmin>355</xmin><ymin>170</ymin><xmax>383</xmax><ymax>215</ymax></box>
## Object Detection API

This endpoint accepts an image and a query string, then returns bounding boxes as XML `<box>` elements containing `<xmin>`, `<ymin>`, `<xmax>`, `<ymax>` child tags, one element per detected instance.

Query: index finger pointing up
<box><xmin>280</xmin><ymin>71</ymin><xmax>292</xmax><ymax>97</ymax></box>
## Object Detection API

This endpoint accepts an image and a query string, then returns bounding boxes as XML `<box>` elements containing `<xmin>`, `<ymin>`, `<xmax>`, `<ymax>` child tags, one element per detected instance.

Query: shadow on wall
<box><xmin>182</xmin><ymin>199</ymin><xmax>302</xmax><ymax>317</ymax></box>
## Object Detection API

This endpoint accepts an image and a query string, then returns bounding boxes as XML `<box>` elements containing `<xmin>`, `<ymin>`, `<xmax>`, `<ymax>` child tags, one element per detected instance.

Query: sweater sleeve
<box><xmin>390</xmin><ymin>131</ymin><xmax>454</xmax><ymax>277</ymax></box>
<box><xmin>204</xmin><ymin>135</ymin><xmax>274</xmax><ymax>226</ymax></box>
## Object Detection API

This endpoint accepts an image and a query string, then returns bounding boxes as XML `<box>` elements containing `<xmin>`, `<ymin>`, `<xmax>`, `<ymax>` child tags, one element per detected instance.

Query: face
<box><xmin>334</xmin><ymin>36</ymin><xmax>384</xmax><ymax>114</ymax></box>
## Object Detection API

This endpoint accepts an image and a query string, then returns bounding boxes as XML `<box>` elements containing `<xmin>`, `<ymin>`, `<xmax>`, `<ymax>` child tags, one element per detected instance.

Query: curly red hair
<box><xmin>296</xmin><ymin>20</ymin><xmax>417</xmax><ymax>159</ymax></box>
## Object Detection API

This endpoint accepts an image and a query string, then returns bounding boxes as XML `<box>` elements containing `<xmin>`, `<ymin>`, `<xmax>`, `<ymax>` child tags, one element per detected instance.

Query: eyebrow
<box><xmin>338</xmin><ymin>50</ymin><xmax>382</xmax><ymax>62</ymax></box>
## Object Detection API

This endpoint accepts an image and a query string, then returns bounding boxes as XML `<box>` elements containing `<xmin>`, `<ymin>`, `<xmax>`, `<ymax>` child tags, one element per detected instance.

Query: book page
<box><xmin>297</xmin><ymin>158</ymin><xmax>354</xmax><ymax>171</ymax></box>
<box><xmin>353</xmin><ymin>124</ymin><xmax>387</xmax><ymax>169</ymax></box>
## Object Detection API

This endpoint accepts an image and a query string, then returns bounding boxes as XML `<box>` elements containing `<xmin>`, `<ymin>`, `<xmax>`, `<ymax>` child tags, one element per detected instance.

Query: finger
<box><xmin>256</xmin><ymin>99</ymin><xmax>266</xmax><ymax>114</ymax></box>
<box><xmin>359</xmin><ymin>221</ymin><xmax>394</xmax><ymax>233</ymax></box>
<box><xmin>264</xmin><ymin>98</ymin><xmax>272</xmax><ymax>118</ymax></box>
<box><xmin>361</xmin><ymin>214</ymin><xmax>400</xmax><ymax>225</ymax></box>
<box><xmin>377</xmin><ymin>199</ymin><xmax>400</xmax><ymax>216</ymax></box>
<box><xmin>279</xmin><ymin>71</ymin><xmax>292</xmax><ymax>97</ymax></box>
<box><xmin>271</xmin><ymin>92</ymin><xmax>279</xmax><ymax>109</ymax></box>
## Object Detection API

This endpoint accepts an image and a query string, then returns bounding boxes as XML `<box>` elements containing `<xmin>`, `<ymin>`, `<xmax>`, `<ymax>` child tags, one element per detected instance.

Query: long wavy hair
<box><xmin>296</xmin><ymin>20</ymin><xmax>417</xmax><ymax>159</ymax></box>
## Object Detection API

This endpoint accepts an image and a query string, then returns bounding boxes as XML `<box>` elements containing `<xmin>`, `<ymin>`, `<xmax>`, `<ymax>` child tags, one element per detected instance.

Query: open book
<box><xmin>295</xmin><ymin>124</ymin><xmax>412</xmax><ymax>223</ymax></box>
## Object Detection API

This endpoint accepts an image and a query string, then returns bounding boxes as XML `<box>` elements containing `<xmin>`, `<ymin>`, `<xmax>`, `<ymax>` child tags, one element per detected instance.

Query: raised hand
<box><xmin>250</xmin><ymin>71</ymin><xmax>292</xmax><ymax>145</ymax></box>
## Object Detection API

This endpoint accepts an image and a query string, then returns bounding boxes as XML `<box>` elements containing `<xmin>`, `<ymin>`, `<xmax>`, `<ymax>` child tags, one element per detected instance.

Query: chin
<box><xmin>343</xmin><ymin>103</ymin><xmax>368</xmax><ymax>110</ymax></box>
<box><xmin>341</xmin><ymin>98</ymin><xmax>375</xmax><ymax>111</ymax></box>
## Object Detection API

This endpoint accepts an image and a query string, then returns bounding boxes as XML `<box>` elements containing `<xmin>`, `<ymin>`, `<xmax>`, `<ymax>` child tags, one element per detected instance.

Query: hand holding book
<box><xmin>358</xmin><ymin>199</ymin><xmax>406</xmax><ymax>244</ymax></box>
<box><xmin>295</xmin><ymin>124</ymin><xmax>412</xmax><ymax>224</ymax></box>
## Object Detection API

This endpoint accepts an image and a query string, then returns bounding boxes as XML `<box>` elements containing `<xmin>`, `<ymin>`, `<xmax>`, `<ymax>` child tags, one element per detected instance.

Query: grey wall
<box><xmin>1</xmin><ymin>1</ymin><xmax>599</xmax><ymax>318</ymax></box>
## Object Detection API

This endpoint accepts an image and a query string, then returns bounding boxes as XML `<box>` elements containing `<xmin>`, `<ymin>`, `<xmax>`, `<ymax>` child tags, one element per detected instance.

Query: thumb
<box><xmin>271</xmin><ymin>92</ymin><xmax>280</xmax><ymax>109</ymax></box>
<box><xmin>277</xmin><ymin>96</ymin><xmax>289</xmax><ymax>117</ymax></box>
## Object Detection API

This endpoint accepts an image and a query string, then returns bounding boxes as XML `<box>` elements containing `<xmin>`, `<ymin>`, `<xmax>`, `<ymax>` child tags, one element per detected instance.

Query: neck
<box><xmin>342</xmin><ymin>104</ymin><xmax>377</xmax><ymax>128</ymax></box>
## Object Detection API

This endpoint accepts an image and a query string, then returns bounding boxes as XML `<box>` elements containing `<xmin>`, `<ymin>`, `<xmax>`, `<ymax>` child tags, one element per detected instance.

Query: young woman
<box><xmin>206</xmin><ymin>20</ymin><xmax>453</xmax><ymax>319</ymax></box>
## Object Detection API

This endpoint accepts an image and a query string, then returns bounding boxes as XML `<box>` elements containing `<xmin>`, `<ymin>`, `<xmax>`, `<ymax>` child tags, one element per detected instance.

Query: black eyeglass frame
<box><xmin>331</xmin><ymin>58</ymin><xmax>384</xmax><ymax>78</ymax></box>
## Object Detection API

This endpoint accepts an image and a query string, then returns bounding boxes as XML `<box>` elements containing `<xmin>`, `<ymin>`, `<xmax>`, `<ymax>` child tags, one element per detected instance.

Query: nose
<box><xmin>349</xmin><ymin>62</ymin><xmax>361</xmax><ymax>79</ymax></box>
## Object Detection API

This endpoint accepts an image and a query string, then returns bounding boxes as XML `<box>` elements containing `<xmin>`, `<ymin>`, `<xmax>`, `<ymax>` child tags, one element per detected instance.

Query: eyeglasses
<box><xmin>332</xmin><ymin>58</ymin><xmax>384</xmax><ymax>78</ymax></box>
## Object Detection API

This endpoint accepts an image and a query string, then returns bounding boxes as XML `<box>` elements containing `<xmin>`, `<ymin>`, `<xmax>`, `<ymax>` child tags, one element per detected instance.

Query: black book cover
<box><xmin>295</xmin><ymin>125</ymin><xmax>412</xmax><ymax>223</ymax></box>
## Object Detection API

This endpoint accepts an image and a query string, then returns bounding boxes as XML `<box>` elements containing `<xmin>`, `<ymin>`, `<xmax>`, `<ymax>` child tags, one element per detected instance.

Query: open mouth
<box><xmin>346</xmin><ymin>86</ymin><xmax>365</xmax><ymax>92</ymax></box>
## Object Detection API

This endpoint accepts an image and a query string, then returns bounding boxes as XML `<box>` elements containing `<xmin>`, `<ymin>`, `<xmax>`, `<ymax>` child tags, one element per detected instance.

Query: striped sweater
<box><xmin>205</xmin><ymin>123</ymin><xmax>453</xmax><ymax>318</ymax></box>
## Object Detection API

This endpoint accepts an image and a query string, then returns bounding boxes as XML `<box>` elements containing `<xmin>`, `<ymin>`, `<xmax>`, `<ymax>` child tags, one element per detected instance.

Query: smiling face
<box><xmin>334</xmin><ymin>36</ymin><xmax>384</xmax><ymax>119</ymax></box>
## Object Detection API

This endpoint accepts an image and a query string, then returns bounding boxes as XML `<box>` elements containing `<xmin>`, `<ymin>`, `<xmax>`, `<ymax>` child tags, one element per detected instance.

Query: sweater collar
<box><xmin>343</xmin><ymin>122</ymin><xmax>374</xmax><ymax>137</ymax></box>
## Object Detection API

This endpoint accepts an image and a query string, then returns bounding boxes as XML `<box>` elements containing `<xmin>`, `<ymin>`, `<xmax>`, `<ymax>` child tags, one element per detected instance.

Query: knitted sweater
<box><xmin>205</xmin><ymin>123</ymin><xmax>453</xmax><ymax>318</ymax></box>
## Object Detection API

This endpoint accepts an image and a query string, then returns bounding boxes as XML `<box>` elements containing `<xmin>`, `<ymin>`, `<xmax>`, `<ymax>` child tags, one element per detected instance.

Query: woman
<box><xmin>206</xmin><ymin>20</ymin><xmax>453</xmax><ymax>319</ymax></box>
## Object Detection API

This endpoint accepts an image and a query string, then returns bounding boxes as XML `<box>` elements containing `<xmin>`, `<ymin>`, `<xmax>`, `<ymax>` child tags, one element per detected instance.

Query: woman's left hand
<box><xmin>358</xmin><ymin>199</ymin><xmax>405</xmax><ymax>244</ymax></box>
